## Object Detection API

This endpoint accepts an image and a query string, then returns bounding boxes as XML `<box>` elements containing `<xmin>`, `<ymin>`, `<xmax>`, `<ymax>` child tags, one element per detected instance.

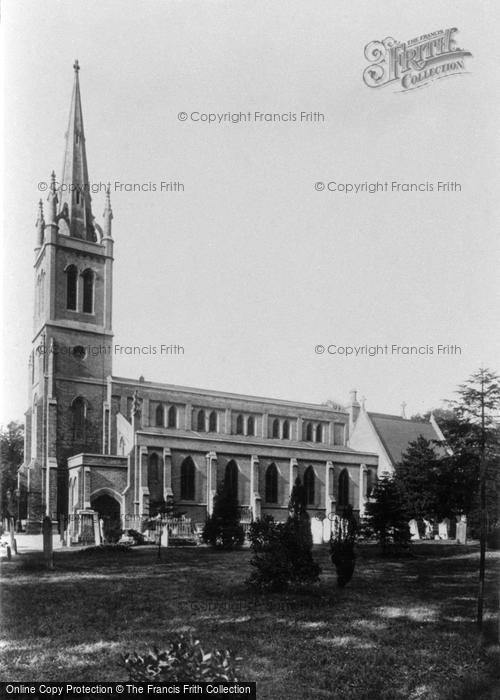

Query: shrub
<box><xmin>247</xmin><ymin>478</ymin><xmax>321</xmax><ymax>592</ymax></box>
<box><xmin>123</xmin><ymin>633</ymin><xmax>240</xmax><ymax>682</ymax></box>
<box><xmin>364</xmin><ymin>475</ymin><xmax>411</xmax><ymax>554</ymax></box>
<box><xmin>103</xmin><ymin>526</ymin><xmax>123</xmax><ymax>544</ymax></box>
<box><xmin>202</xmin><ymin>485</ymin><xmax>245</xmax><ymax>550</ymax></box>
<box><xmin>127</xmin><ymin>529</ymin><xmax>146</xmax><ymax>546</ymax></box>
<box><xmin>79</xmin><ymin>543</ymin><xmax>131</xmax><ymax>555</ymax></box>
<box><xmin>330</xmin><ymin>507</ymin><xmax>357</xmax><ymax>587</ymax></box>
<box><xmin>247</xmin><ymin>517</ymin><xmax>290</xmax><ymax>592</ymax></box>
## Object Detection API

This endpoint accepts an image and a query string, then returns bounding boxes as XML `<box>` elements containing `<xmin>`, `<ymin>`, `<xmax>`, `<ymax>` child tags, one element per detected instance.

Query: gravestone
<box><xmin>409</xmin><ymin>519</ymin><xmax>420</xmax><ymax>540</ymax></box>
<box><xmin>439</xmin><ymin>519</ymin><xmax>449</xmax><ymax>540</ymax></box>
<box><xmin>311</xmin><ymin>517</ymin><xmax>323</xmax><ymax>545</ymax></box>
<box><xmin>456</xmin><ymin>518</ymin><xmax>467</xmax><ymax>544</ymax></box>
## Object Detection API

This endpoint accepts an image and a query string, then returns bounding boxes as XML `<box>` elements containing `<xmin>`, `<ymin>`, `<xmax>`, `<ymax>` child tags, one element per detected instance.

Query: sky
<box><xmin>1</xmin><ymin>0</ymin><xmax>499</xmax><ymax>425</ymax></box>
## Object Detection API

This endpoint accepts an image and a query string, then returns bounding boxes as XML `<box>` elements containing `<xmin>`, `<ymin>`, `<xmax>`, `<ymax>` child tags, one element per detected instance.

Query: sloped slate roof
<box><xmin>368</xmin><ymin>412</ymin><xmax>446</xmax><ymax>466</ymax></box>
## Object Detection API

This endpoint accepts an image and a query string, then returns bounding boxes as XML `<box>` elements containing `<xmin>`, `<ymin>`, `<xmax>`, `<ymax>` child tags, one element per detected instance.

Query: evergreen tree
<box><xmin>364</xmin><ymin>475</ymin><xmax>411</xmax><ymax>554</ymax></box>
<box><xmin>395</xmin><ymin>436</ymin><xmax>442</xmax><ymax>522</ymax></box>
<box><xmin>202</xmin><ymin>483</ymin><xmax>245</xmax><ymax>550</ymax></box>
<box><xmin>0</xmin><ymin>422</ymin><xmax>24</xmax><ymax>521</ymax></box>
<box><xmin>330</xmin><ymin>505</ymin><xmax>358</xmax><ymax>587</ymax></box>
<box><xmin>450</xmin><ymin>368</ymin><xmax>500</xmax><ymax>629</ymax></box>
<box><xmin>283</xmin><ymin>477</ymin><xmax>321</xmax><ymax>584</ymax></box>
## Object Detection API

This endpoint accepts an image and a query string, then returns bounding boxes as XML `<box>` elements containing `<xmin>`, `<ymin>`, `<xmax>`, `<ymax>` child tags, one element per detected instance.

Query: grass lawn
<box><xmin>1</xmin><ymin>543</ymin><xmax>499</xmax><ymax>699</ymax></box>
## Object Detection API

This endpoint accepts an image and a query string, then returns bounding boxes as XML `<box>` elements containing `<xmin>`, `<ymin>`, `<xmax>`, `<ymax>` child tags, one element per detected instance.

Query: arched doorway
<box><xmin>91</xmin><ymin>493</ymin><xmax>121</xmax><ymax>542</ymax></box>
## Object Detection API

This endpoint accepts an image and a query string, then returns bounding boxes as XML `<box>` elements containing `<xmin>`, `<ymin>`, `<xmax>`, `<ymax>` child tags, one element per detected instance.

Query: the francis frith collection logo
<box><xmin>363</xmin><ymin>28</ymin><xmax>472</xmax><ymax>91</ymax></box>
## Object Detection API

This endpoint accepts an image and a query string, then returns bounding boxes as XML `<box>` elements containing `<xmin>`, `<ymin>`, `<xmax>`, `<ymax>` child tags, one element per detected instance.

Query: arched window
<box><xmin>247</xmin><ymin>415</ymin><xmax>255</xmax><ymax>436</ymax></box>
<box><xmin>265</xmin><ymin>463</ymin><xmax>278</xmax><ymax>503</ymax></box>
<box><xmin>66</xmin><ymin>265</ymin><xmax>77</xmax><ymax>311</ymax></box>
<box><xmin>305</xmin><ymin>422</ymin><xmax>313</xmax><ymax>441</ymax></box>
<box><xmin>197</xmin><ymin>410</ymin><xmax>205</xmax><ymax>432</ymax></box>
<box><xmin>118</xmin><ymin>437</ymin><xmax>125</xmax><ymax>456</ymax></box>
<box><xmin>180</xmin><ymin>457</ymin><xmax>195</xmax><ymax>500</ymax></box>
<box><xmin>282</xmin><ymin>420</ymin><xmax>290</xmax><ymax>440</ymax></box>
<box><xmin>82</xmin><ymin>269</ymin><xmax>94</xmax><ymax>313</ymax></box>
<box><xmin>236</xmin><ymin>414</ymin><xmax>244</xmax><ymax>435</ymax></box>
<box><xmin>304</xmin><ymin>466</ymin><xmax>315</xmax><ymax>505</ymax></box>
<box><xmin>148</xmin><ymin>453</ymin><xmax>160</xmax><ymax>483</ymax></box>
<box><xmin>72</xmin><ymin>396</ymin><xmax>87</xmax><ymax>441</ymax></box>
<box><xmin>315</xmin><ymin>424</ymin><xmax>323</xmax><ymax>443</ymax></box>
<box><xmin>365</xmin><ymin>468</ymin><xmax>374</xmax><ymax>498</ymax></box>
<box><xmin>168</xmin><ymin>405</ymin><xmax>177</xmax><ymax>428</ymax></box>
<box><xmin>208</xmin><ymin>410</ymin><xmax>217</xmax><ymax>432</ymax></box>
<box><xmin>272</xmin><ymin>418</ymin><xmax>280</xmax><ymax>438</ymax></box>
<box><xmin>338</xmin><ymin>469</ymin><xmax>349</xmax><ymax>508</ymax></box>
<box><xmin>155</xmin><ymin>404</ymin><xmax>164</xmax><ymax>427</ymax></box>
<box><xmin>224</xmin><ymin>460</ymin><xmax>238</xmax><ymax>500</ymax></box>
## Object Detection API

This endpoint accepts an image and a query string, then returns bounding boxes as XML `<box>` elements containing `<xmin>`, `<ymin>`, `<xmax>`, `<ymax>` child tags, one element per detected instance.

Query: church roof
<box><xmin>367</xmin><ymin>412</ymin><xmax>446</xmax><ymax>466</ymax></box>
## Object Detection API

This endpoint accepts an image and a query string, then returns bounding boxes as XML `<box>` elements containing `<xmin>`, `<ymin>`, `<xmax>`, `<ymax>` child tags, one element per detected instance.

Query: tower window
<box><xmin>82</xmin><ymin>269</ymin><xmax>94</xmax><ymax>313</ymax></box>
<box><xmin>168</xmin><ymin>405</ymin><xmax>177</xmax><ymax>428</ymax></box>
<box><xmin>272</xmin><ymin>418</ymin><xmax>280</xmax><ymax>438</ymax></box>
<box><xmin>265</xmin><ymin>463</ymin><xmax>278</xmax><ymax>503</ymax></box>
<box><xmin>305</xmin><ymin>422</ymin><xmax>313</xmax><ymax>441</ymax></box>
<box><xmin>282</xmin><ymin>420</ymin><xmax>290</xmax><ymax>440</ymax></box>
<box><xmin>247</xmin><ymin>415</ymin><xmax>255</xmax><ymax>436</ymax></box>
<box><xmin>66</xmin><ymin>265</ymin><xmax>77</xmax><ymax>310</ymax></box>
<box><xmin>180</xmin><ymin>457</ymin><xmax>196</xmax><ymax>500</ymax></box>
<box><xmin>72</xmin><ymin>396</ymin><xmax>88</xmax><ymax>442</ymax></box>
<box><xmin>208</xmin><ymin>410</ymin><xmax>217</xmax><ymax>432</ymax></box>
<box><xmin>315</xmin><ymin>424</ymin><xmax>323</xmax><ymax>443</ymax></box>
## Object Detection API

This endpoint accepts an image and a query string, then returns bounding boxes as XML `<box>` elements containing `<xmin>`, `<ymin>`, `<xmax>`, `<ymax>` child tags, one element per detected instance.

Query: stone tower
<box><xmin>20</xmin><ymin>61</ymin><xmax>114</xmax><ymax>529</ymax></box>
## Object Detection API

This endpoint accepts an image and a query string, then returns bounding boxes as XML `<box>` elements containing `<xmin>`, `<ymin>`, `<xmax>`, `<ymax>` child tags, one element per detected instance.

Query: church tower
<box><xmin>21</xmin><ymin>61</ymin><xmax>115</xmax><ymax>528</ymax></box>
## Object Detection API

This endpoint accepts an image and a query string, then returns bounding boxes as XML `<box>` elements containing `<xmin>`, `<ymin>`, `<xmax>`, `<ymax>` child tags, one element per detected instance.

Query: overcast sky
<box><xmin>1</xmin><ymin>0</ymin><xmax>499</xmax><ymax>425</ymax></box>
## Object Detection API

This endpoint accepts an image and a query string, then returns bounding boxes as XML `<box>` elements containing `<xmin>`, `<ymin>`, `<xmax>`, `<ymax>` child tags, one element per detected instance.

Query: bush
<box><xmin>330</xmin><ymin>507</ymin><xmax>358</xmax><ymax>587</ymax></box>
<box><xmin>123</xmin><ymin>633</ymin><xmax>240</xmax><ymax>682</ymax></box>
<box><xmin>79</xmin><ymin>543</ymin><xmax>131</xmax><ymax>555</ymax></box>
<box><xmin>103</xmin><ymin>526</ymin><xmax>123</xmax><ymax>544</ymax></box>
<box><xmin>127</xmin><ymin>529</ymin><xmax>146</xmax><ymax>546</ymax></box>
<box><xmin>202</xmin><ymin>486</ymin><xmax>245</xmax><ymax>550</ymax></box>
<box><xmin>247</xmin><ymin>517</ymin><xmax>290</xmax><ymax>592</ymax></box>
<box><xmin>247</xmin><ymin>478</ymin><xmax>321</xmax><ymax>592</ymax></box>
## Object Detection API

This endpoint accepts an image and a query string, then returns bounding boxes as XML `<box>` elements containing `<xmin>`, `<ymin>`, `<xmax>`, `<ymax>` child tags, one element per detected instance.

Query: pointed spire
<box><xmin>58</xmin><ymin>60</ymin><xmax>96</xmax><ymax>241</ymax></box>
<box><xmin>35</xmin><ymin>199</ymin><xmax>45</xmax><ymax>247</ymax></box>
<box><xmin>102</xmin><ymin>183</ymin><xmax>113</xmax><ymax>238</ymax></box>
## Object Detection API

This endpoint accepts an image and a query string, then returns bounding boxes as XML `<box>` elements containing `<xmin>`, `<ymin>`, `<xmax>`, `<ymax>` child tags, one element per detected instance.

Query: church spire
<box><xmin>58</xmin><ymin>60</ymin><xmax>96</xmax><ymax>241</ymax></box>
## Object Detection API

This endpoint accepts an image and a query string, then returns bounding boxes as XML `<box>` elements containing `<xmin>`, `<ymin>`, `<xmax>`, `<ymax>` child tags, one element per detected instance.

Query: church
<box><xmin>19</xmin><ymin>62</ymin><xmax>439</xmax><ymax>538</ymax></box>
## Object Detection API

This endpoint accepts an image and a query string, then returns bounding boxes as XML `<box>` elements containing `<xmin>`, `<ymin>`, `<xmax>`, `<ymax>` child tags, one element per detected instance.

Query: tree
<box><xmin>0</xmin><ymin>422</ymin><xmax>24</xmax><ymax>521</ymax></box>
<box><xmin>409</xmin><ymin>407</ymin><xmax>494</xmax><ymax>527</ymax></box>
<box><xmin>395</xmin><ymin>436</ymin><xmax>442</xmax><ymax>524</ymax></box>
<box><xmin>363</xmin><ymin>475</ymin><xmax>411</xmax><ymax>554</ymax></box>
<box><xmin>202</xmin><ymin>484</ymin><xmax>245</xmax><ymax>550</ymax></box>
<box><xmin>450</xmin><ymin>368</ymin><xmax>500</xmax><ymax>630</ymax></box>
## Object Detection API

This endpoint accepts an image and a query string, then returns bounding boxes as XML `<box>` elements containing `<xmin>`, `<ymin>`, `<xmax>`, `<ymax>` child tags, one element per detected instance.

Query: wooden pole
<box><xmin>43</xmin><ymin>516</ymin><xmax>54</xmax><ymax>570</ymax></box>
